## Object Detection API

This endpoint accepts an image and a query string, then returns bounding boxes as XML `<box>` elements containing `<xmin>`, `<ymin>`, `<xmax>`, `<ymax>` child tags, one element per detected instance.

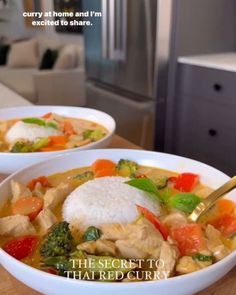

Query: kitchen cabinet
<box><xmin>175</xmin><ymin>53</ymin><xmax>236</xmax><ymax>175</ymax></box>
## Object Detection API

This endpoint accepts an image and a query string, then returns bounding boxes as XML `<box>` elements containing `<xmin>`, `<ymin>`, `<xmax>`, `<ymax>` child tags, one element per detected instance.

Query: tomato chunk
<box><xmin>41</xmin><ymin>112</ymin><xmax>52</xmax><ymax>119</ymax></box>
<box><xmin>171</xmin><ymin>224</ymin><xmax>205</xmax><ymax>256</ymax></box>
<box><xmin>211</xmin><ymin>213</ymin><xmax>236</xmax><ymax>237</ymax></box>
<box><xmin>3</xmin><ymin>236</ymin><xmax>39</xmax><ymax>260</ymax></box>
<box><xmin>27</xmin><ymin>176</ymin><xmax>51</xmax><ymax>191</ymax></box>
<box><xmin>12</xmin><ymin>197</ymin><xmax>43</xmax><ymax>221</ymax></box>
<box><xmin>136</xmin><ymin>205</ymin><xmax>169</xmax><ymax>240</ymax></box>
<box><xmin>169</xmin><ymin>173</ymin><xmax>199</xmax><ymax>192</ymax></box>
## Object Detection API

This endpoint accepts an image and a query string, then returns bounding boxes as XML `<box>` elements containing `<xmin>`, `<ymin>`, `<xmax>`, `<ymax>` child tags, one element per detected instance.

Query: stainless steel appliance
<box><xmin>82</xmin><ymin>0</ymin><xmax>172</xmax><ymax>149</ymax></box>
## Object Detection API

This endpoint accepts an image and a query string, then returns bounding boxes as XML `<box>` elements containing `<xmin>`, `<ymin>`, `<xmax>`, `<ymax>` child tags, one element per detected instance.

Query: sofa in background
<box><xmin>0</xmin><ymin>36</ymin><xmax>86</xmax><ymax>106</ymax></box>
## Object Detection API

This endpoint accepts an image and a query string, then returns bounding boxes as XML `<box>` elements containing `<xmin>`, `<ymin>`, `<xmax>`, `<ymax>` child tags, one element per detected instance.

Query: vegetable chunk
<box><xmin>40</xmin><ymin>221</ymin><xmax>74</xmax><ymax>257</ymax></box>
<box><xmin>3</xmin><ymin>235</ymin><xmax>39</xmax><ymax>260</ymax></box>
<box><xmin>0</xmin><ymin>215</ymin><xmax>36</xmax><ymax>236</ymax></box>
<box><xmin>171</xmin><ymin>224</ymin><xmax>205</xmax><ymax>256</ymax></box>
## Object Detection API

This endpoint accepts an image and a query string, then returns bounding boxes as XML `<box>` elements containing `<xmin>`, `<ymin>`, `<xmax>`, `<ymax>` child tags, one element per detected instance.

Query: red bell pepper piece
<box><xmin>41</xmin><ymin>112</ymin><xmax>53</xmax><ymax>119</ymax></box>
<box><xmin>171</xmin><ymin>224</ymin><xmax>205</xmax><ymax>256</ymax></box>
<box><xmin>3</xmin><ymin>235</ymin><xmax>39</xmax><ymax>260</ymax></box>
<box><xmin>169</xmin><ymin>173</ymin><xmax>199</xmax><ymax>192</ymax></box>
<box><xmin>211</xmin><ymin>213</ymin><xmax>236</xmax><ymax>238</ymax></box>
<box><xmin>27</xmin><ymin>176</ymin><xmax>51</xmax><ymax>191</ymax></box>
<box><xmin>136</xmin><ymin>205</ymin><xmax>169</xmax><ymax>240</ymax></box>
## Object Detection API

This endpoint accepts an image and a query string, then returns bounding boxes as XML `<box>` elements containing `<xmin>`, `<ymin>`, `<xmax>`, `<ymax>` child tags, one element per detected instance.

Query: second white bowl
<box><xmin>0</xmin><ymin>105</ymin><xmax>116</xmax><ymax>173</ymax></box>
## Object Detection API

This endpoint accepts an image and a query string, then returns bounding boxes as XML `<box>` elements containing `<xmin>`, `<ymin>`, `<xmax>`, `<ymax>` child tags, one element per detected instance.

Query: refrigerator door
<box><xmin>83</xmin><ymin>0</ymin><xmax>157</xmax><ymax>100</ymax></box>
<box><xmin>86</xmin><ymin>81</ymin><xmax>156</xmax><ymax>149</ymax></box>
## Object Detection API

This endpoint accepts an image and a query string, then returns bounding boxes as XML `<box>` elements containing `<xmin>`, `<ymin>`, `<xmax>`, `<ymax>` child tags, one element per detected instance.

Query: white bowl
<box><xmin>0</xmin><ymin>106</ymin><xmax>116</xmax><ymax>173</ymax></box>
<box><xmin>0</xmin><ymin>149</ymin><xmax>235</xmax><ymax>295</ymax></box>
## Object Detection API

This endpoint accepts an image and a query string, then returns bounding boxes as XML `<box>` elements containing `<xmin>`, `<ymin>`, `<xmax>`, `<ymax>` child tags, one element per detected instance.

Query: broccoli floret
<box><xmin>40</xmin><ymin>221</ymin><xmax>74</xmax><ymax>258</ymax></box>
<box><xmin>149</xmin><ymin>176</ymin><xmax>168</xmax><ymax>189</ymax></box>
<box><xmin>10</xmin><ymin>141</ymin><xmax>33</xmax><ymax>153</ymax></box>
<box><xmin>10</xmin><ymin>138</ymin><xmax>49</xmax><ymax>153</ymax></box>
<box><xmin>116</xmin><ymin>159</ymin><xmax>139</xmax><ymax>177</ymax></box>
<box><xmin>42</xmin><ymin>251</ymin><xmax>87</xmax><ymax>277</ymax></box>
<box><xmin>73</xmin><ymin>171</ymin><xmax>94</xmax><ymax>182</ymax></box>
<box><xmin>83</xmin><ymin>129</ymin><xmax>104</xmax><ymax>142</ymax></box>
<box><xmin>42</xmin><ymin>256</ymin><xmax>71</xmax><ymax>276</ymax></box>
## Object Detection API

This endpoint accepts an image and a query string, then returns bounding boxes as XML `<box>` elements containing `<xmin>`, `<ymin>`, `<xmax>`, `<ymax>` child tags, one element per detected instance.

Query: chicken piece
<box><xmin>32</xmin><ymin>182</ymin><xmax>44</xmax><ymax>198</ymax></box>
<box><xmin>205</xmin><ymin>224</ymin><xmax>230</xmax><ymax>261</ymax></box>
<box><xmin>100</xmin><ymin>223</ymin><xmax>128</xmax><ymax>241</ymax></box>
<box><xmin>11</xmin><ymin>180</ymin><xmax>32</xmax><ymax>203</ymax></box>
<box><xmin>115</xmin><ymin>239</ymin><xmax>148</xmax><ymax>259</ymax></box>
<box><xmin>102</xmin><ymin>219</ymin><xmax>164</xmax><ymax>259</ymax></box>
<box><xmin>0</xmin><ymin>215</ymin><xmax>36</xmax><ymax>236</ymax></box>
<box><xmin>103</xmin><ymin>219</ymin><xmax>164</xmax><ymax>259</ymax></box>
<box><xmin>43</xmin><ymin>182</ymin><xmax>73</xmax><ymax>210</ymax></box>
<box><xmin>176</xmin><ymin>256</ymin><xmax>200</xmax><ymax>274</ymax></box>
<box><xmin>77</xmin><ymin>241</ymin><xmax>97</xmax><ymax>254</ymax></box>
<box><xmin>35</xmin><ymin>208</ymin><xmax>57</xmax><ymax>235</ymax></box>
<box><xmin>77</xmin><ymin>240</ymin><xmax>117</xmax><ymax>256</ymax></box>
<box><xmin>127</xmin><ymin>219</ymin><xmax>164</xmax><ymax>257</ymax></box>
<box><xmin>157</xmin><ymin>241</ymin><xmax>179</xmax><ymax>278</ymax></box>
<box><xmin>162</xmin><ymin>212</ymin><xmax>187</xmax><ymax>229</ymax></box>
<box><xmin>96</xmin><ymin>240</ymin><xmax>117</xmax><ymax>256</ymax></box>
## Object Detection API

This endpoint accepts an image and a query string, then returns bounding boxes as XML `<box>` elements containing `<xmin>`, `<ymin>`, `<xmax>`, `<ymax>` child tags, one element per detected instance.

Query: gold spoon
<box><xmin>188</xmin><ymin>176</ymin><xmax>236</xmax><ymax>222</ymax></box>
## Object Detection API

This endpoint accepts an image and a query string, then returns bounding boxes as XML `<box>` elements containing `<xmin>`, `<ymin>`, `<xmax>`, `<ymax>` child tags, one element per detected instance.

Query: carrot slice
<box><xmin>216</xmin><ymin>199</ymin><xmax>235</xmax><ymax>215</ymax></box>
<box><xmin>91</xmin><ymin>159</ymin><xmax>116</xmax><ymax>173</ymax></box>
<box><xmin>12</xmin><ymin>197</ymin><xmax>43</xmax><ymax>221</ymax></box>
<box><xmin>48</xmin><ymin>135</ymin><xmax>67</xmax><ymax>145</ymax></box>
<box><xmin>95</xmin><ymin>168</ymin><xmax>116</xmax><ymax>178</ymax></box>
<box><xmin>42</xmin><ymin>112</ymin><xmax>52</xmax><ymax>119</ymax></box>
<box><xmin>63</xmin><ymin>121</ymin><xmax>75</xmax><ymax>135</ymax></box>
<box><xmin>27</xmin><ymin>176</ymin><xmax>51</xmax><ymax>191</ymax></box>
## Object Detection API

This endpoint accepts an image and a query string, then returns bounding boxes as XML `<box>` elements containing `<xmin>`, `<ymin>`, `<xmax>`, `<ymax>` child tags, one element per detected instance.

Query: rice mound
<box><xmin>62</xmin><ymin>176</ymin><xmax>160</xmax><ymax>229</ymax></box>
<box><xmin>5</xmin><ymin>121</ymin><xmax>62</xmax><ymax>143</ymax></box>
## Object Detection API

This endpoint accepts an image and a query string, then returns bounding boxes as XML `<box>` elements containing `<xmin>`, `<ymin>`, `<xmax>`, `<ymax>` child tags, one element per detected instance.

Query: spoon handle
<box><xmin>188</xmin><ymin>176</ymin><xmax>236</xmax><ymax>222</ymax></box>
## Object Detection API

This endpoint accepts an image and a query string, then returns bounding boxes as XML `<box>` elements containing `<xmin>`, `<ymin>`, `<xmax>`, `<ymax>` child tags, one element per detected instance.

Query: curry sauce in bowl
<box><xmin>0</xmin><ymin>106</ymin><xmax>115</xmax><ymax>173</ymax></box>
<box><xmin>0</xmin><ymin>149</ymin><xmax>235</xmax><ymax>295</ymax></box>
<box><xmin>1</xmin><ymin>113</ymin><xmax>108</xmax><ymax>153</ymax></box>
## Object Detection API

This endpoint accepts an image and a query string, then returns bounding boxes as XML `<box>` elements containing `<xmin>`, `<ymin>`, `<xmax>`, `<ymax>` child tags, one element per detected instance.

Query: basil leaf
<box><xmin>22</xmin><ymin>117</ymin><xmax>46</xmax><ymax>126</ymax></box>
<box><xmin>169</xmin><ymin>193</ymin><xmax>201</xmax><ymax>213</ymax></box>
<box><xmin>192</xmin><ymin>253</ymin><xmax>213</xmax><ymax>262</ymax></box>
<box><xmin>46</xmin><ymin>121</ymin><xmax>58</xmax><ymax>129</ymax></box>
<box><xmin>83</xmin><ymin>226</ymin><xmax>102</xmax><ymax>241</ymax></box>
<box><xmin>126</xmin><ymin>178</ymin><xmax>162</xmax><ymax>203</ymax></box>
<box><xmin>10</xmin><ymin>141</ymin><xmax>33</xmax><ymax>153</ymax></box>
<box><xmin>23</xmin><ymin>118</ymin><xmax>58</xmax><ymax>129</ymax></box>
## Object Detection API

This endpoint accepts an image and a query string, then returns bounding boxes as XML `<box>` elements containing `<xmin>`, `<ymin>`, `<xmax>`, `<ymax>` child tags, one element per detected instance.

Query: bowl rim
<box><xmin>0</xmin><ymin>105</ymin><xmax>116</xmax><ymax>156</ymax></box>
<box><xmin>0</xmin><ymin>148</ymin><xmax>235</xmax><ymax>287</ymax></box>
